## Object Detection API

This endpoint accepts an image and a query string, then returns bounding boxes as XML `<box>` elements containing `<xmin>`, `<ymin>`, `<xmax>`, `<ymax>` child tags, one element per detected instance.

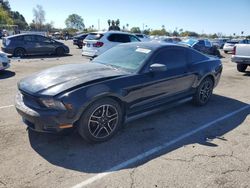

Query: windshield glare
<box><xmin>92</xmin><ymin>45</ymin><xmax>152</xmax><ymax>72</ymax></box>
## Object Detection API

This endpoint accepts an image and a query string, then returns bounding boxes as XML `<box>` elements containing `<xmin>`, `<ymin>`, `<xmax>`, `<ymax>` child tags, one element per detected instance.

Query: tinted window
<box><xmin>108</xmin><ymin>34</ymin><xmax>130</xmax><ymax>43</ymax></box>
<box><xmin>153</xmin><ymin>48</ymin><xmax>187</xmax><ymax>69</ymax></box>
<box><xmin>197</xmin><ymin>40</ymin><xmax>205</xmax><ymax>46</ymax></box>
<box><xmin>36</xmin><ymin>36</ymin><xmax>51</xmax><ymax>43</ymax></box>
<box><xmin>129</xmin><ymin>35</ymin><xmax>140</xmax><ymax>42</ymax></box>
<box><xmin>187</xmin><ymin>49</ymin><xmax>208</xmax><ymax>63</ymax></box>
<box><xmin>85</xmin><ymin>33</ymin><xmax>103</xmax><ymax>40</ymax></box>
<box><xmin>24</xmin><ymin>35</ymin><xmax>35</xmax><ymax>42</ymax></box>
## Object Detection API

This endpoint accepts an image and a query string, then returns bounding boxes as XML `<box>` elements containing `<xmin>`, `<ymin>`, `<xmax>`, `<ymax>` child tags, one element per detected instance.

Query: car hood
<box><xmin>18</xmin><ymin>63</ymin><xmax>129</xmax><ymax>96</ymax></box>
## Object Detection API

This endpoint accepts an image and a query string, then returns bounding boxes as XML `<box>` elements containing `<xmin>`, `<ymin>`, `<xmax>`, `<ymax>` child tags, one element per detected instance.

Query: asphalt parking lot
<box><xmin>0</xmin><ymin>41</ymin><xmax>250</xmax><ymax>188</ymax></box>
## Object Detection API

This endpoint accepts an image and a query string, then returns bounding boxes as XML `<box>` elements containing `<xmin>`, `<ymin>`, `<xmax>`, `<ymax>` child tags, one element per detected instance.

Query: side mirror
<box><xmin>149</xmin><ymin>63</ymin><xmax>167</xmax><ymax>72</ymax></box>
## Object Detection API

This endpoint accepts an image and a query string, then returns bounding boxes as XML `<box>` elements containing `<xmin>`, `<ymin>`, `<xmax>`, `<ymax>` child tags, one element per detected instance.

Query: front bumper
<box><xmin>1</xmin><ymin>47</ymin><xmax>14</xmax><ymax>54</ymax></box>
<box><xmin>15</xmin><ymin>92</ymin><xmax>74</xmax><ymax>133</ymax></box>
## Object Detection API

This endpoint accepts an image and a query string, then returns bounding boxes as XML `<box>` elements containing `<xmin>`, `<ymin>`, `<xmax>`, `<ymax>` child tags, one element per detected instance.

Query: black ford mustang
<box><xmin>15</xmin><ymin>42</ymin><xmax>222</xmax><ymax>143</ymax></box>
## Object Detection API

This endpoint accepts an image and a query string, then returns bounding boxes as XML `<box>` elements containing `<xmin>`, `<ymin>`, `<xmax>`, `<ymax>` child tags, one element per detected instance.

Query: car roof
<box><xmin>5</xmin><ymin>33</ymin><xmax>45</xmax><ymax>39</ymax></box>
<box><xmin>89</xmin><ymin>31</ymin><xmax>135</xmax><ymax>35</ymax></box>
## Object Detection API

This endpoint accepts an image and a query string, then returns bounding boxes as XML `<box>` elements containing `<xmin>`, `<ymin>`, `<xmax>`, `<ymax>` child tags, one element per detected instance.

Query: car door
<box><xmin>127</xmin><ymin>47</ymin><xmax>197</xmax><ymax>112</ymax></box>
<box><xmin>34</xmin><ymin>36</ymin><xmax>56</xmax><ymax>54</ymax></box>
<box><xmin>23</xmin><ymin>35</ymin><xmax>37</xmax><ymax>54</ymax></box>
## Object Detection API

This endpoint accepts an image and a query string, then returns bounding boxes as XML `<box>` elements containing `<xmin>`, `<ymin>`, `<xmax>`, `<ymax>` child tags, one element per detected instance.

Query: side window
<box><xmin>187</xmin><ymin>49</ymin><xmax>208</xmax><ymax>64</ymax></box>
<box><xmin>36</xmin><ymin>36</ymin><xmax>51</xmax><ymax>43</ymax></box>
<box><xmin>116</xmin><ymin>34</ymin><xmax>130</xmax><ymax>43</ymax></box>
<box><xmin>153</xmin><ymin>48</ymin><xmax>187</xmax><ymax>69</ymax></box>
<box><xmin>205</xmin><ymin>40</ymin><xmax>212</xmax><ymax>47</ymax></box>
<box><xmin>129</xmin><ymin>35</ymin><xmax>140</xmax><ymax>42</ymax></box>
<box><xmin>24</xmin><ymin>35</ymin><xmax>35</xmax><ymax>42</ymax></box>
<box><xmin>108</xmin><ymin>34</ymin><xmax>116</xmax><ymax>42</ymax></box>
<box><xmin>196</xmin><ymin>40</ymin><xmax>205</xmax><ymax>46</ymax></box>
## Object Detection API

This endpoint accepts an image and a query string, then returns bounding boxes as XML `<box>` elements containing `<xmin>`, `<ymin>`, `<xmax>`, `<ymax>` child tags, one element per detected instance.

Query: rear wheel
<box><xmin>77</xmin><ymin>98</ymin><xmax>123</xmax><ymax>143</ymax></box>
<box><xmin>14</xmin><ymin>48</ymin><xmax>25</xmax><ymax>57</ymax></box>
<box><xmin>56</xmin><ymin>47</ymin><xmax>65</xmax><ymax>56</ymax></box>
<box><xmin>237</xmin><ymin>64</ymin><xmax>247</xmax><ymax>72</ymax></box>
<box><xmin>78</xmin><ymin>45</ymin><xmax>82</xmax><ymax>49</ymax></box>
<box><xmin>224</xmin><ymin>51</ymin><xmax>228</xmax><ymax>54</ymax></box>
<box><xmin>193</xmin><ymin>77</ymin><xmax>214</xmax><ymax>106</ymax></box>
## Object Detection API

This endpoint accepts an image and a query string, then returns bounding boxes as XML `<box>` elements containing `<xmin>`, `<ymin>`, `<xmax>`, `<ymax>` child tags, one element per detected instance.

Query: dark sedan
<box><xmin>15</xmin><ymin>42</ymin><xmax>222</xmax><ymax>143</ymax></box>
<box><xmin>180</xmin><ymin>39</ymin><xmax>221</xmax><ymax>57</ymax></box>
<box><xmin>2</xmin><ymin>34</ymin><xmax>70</xmax><ymax>57</ymax></box>
<box><xmin>73</xmin><ymin>33</ymin><xmax>88</xmax><ymax>48</ymax></box>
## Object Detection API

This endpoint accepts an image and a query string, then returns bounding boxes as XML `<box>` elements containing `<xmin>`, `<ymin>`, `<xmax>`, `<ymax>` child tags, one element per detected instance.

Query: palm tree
<box><xmin>115</xmin><ymin>19</ymin><xmax>120</xmax><ymax>26</ymax></box>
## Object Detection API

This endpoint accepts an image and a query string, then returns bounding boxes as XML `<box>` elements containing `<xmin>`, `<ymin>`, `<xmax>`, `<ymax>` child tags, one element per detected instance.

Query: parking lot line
<box><xmin>0</xmin><ymin>105</ymin><xmax>14</xmax><ymax>109</ymax></box>
<box><xmin>71</xmin><ymin>104</ymin><xmax>250</xmax><ymax>188</ymax></box>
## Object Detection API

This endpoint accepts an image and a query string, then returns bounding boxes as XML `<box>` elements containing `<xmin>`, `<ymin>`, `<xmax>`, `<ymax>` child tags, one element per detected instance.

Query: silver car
<box><xmin>0</xmin><ymin>51</ymin><xmax>10</xmax><ymax>71</ymax></box>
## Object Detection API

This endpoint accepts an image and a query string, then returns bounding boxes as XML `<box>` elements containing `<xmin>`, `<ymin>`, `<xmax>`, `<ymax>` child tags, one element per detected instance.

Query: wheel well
<box><xmin>14</xmin><ymin>47</ymin><xmax>26</xmax><ymax>53</ymax></box>
<box><xmin>56</xmin><ymin>46</ymin><xmax>65</xmax><ymax>51</ymax></box>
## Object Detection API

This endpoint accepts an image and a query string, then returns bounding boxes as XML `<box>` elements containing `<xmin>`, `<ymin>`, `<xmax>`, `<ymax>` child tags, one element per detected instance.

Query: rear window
<box><xmin>85</xmin><ymin>33</ymin><xmax>103</xmax><ymax>40</ymax></box>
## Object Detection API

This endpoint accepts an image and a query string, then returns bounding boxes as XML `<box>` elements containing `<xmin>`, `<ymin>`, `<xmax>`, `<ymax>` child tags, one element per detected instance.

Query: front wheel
<box><xmin>14</xmin><ymin>48</ymin><xmax>25</xmax><ymax>57</ymax></box>
<box><xmin>237</xmin><ymin>64</ymin><xmax>247</xmax><ymax>72</ymax></box>
<box><xmin>56</xmin><ymin>47</ymin><xmax>65</xmax><ymax>56</ymax></box>
<box><xmin>193</xmin><ymin>77</ymin><xmax>214</xmax><ymax>106</ymax></box>
<box><xmin>77</xmin><ymin>98</ymin><xmax>123</xmax><ymax>143</ymax></box>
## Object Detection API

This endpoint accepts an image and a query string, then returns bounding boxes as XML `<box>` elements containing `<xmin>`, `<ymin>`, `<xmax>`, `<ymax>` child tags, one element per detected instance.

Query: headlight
<box><xmin>40</xmin><ymin>98</ymin><xmax>66</xmax><ymax>110</ymax></box>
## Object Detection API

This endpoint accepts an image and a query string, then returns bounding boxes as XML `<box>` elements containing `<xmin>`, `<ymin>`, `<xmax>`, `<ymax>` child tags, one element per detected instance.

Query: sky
<box><xmin>8</xmin><ymin>0</ymin><xmax>250</xmax><ymax>36</ymax></box>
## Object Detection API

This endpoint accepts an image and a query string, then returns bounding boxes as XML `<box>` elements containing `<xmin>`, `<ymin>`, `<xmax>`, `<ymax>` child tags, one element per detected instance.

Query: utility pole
<box><xmin>98</xmin><ymin>19</ymin><xmax>100</xmax><ymax>31</ymax></box>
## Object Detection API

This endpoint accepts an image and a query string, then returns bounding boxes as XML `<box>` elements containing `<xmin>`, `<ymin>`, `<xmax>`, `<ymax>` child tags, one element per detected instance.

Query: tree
<box><xmin>150</xmin><ymin>28</ymin><xmax>169</xmax><ymax>36</ymax></box>
<box><xmin>107</xmin><ymin>19</ymin><xmax>120</xmax><ymax>31</ymax></box>
<box><xmin>11</xmin><ymin>11</ymin><xmax>28</xmax><ymax>29</ymax></box>
<box><xmin>65</xmin><ymin>14</ymin><xmax>85</xmax><ymax>30</ymax></box>
<box><xmin>172</xmin><ymin>30</ymin><xmax>179</xmax><ymax>36</ymax></box>
<box><xmin>0</xmin><ymin>0</ymin><xmax>11</xmax><ymax>12</ymax></box>
<box><xmin>33</xmin><ymin>4</ymin><xmax>45</xmax><ymax>30</ymax></box>
<box><xmin>130</xmin><ymin>27</ymin><xmax>141</xmax><ymax>33</ymax></box>
<box><xmin>0</xmin><ymin>6</ymin><xmax>13</xmax><ymax>25</ymax></box>
<box><xmin>0</xmin><ymin>1</ymin><xmax>28</xmax><ymax>29</ymax></box>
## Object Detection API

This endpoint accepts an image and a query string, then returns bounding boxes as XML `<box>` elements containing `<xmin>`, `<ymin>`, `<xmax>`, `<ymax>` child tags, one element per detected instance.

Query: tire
<box><xmin>237</xmin><ymin>64</ymin><xmax>247</xmax><ymax>72</ymax></box>
<box><xmin>193</xmin><ymin>77</ymin><xmax>214</xmax><ymax>106</ymax></box>
<box><xmin>14</xmin><ymin>48</ymin><xmax>25</xmax><ymax>57</ymax></box>
<box><xmin>224</xmin><ymin>51</ymin><xmax>228</xmax><ymax>54</ymax></box>
<box><xmin>78</xmin><ymin>45</ymin><xmax>82</xmax><ymax>49</ymax></box>
<box><xmin>77</xmin><ymin>98</ymin><xmax>123</xmax><ymax>143</ymax></box>
<box><xmin>56</xmin><ymin>47</ymin><xmax>65</xmax><ymax>56</ymax></box>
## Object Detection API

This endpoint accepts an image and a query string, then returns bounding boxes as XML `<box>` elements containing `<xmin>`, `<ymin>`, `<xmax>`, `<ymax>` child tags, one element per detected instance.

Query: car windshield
<box><xmin>92</xmin><ymin>45</ymin><xmax>152</xmax><ymax>72</ymax></box>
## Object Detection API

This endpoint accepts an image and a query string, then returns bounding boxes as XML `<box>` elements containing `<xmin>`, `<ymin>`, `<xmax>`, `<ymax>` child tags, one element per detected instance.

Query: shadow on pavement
<box><xmin>28</xmin><ymin>94</ymin><xmax>249</xmax><ymax>173</ymax></box>
<box><xmin>0</xmin><ymin>70</ymin><xmax>15</xmax><ymax>79</ymax></box>
<box><xmin>10</xmin><ymin>54</ymin><xmax>72</xmax><ymax>60</ymax></box>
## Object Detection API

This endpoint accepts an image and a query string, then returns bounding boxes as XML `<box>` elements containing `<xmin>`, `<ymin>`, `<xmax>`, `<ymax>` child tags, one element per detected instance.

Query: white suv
<box><xmin>82</xmin><ymin>31</ymin><xmax>141</xmax><ymax>57</ymax></box>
